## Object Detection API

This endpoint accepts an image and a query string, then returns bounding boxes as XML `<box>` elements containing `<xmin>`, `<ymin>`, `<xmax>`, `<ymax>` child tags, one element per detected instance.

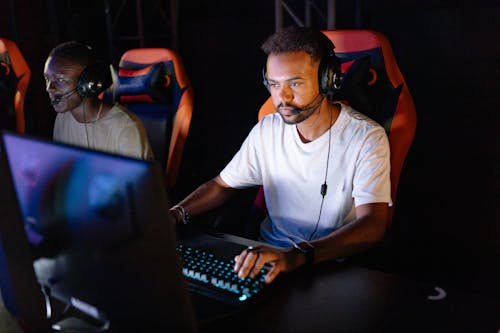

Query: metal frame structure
<box><xmin>103</xmin><ymin>0</ymin><xmax>179</xmax><ymax>62</ymax></box>
<box><xmin>274</xmin><ymin>0</ymin><xmax>337</xmax><ymax>31</ymax></box>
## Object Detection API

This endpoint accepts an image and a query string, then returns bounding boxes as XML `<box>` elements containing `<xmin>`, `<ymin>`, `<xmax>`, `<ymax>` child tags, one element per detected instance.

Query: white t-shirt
<box><xmin>220</xmin><ymin>103</ymin><xmax>391</xmax><ymax>248</ymax></box>
<box><xmin>53</xmin><ymin>103</ymin><xmax>154</xmax><ymax>160</ymax></box>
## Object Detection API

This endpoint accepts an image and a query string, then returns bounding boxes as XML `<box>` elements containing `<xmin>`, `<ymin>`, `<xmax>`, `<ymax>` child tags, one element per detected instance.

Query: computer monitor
<box><xmin>0</xmin><ymin>131</ymin><xmax>197</xmax><ymax>332</ymax></box>
<box><xmin>0</xmin><ymin>134</ymin><xmax>51</xmax><ymax>332</ymax></box>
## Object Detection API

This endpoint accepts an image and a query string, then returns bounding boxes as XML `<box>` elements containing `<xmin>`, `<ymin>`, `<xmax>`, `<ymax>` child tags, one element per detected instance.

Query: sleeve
<box><xmin>219</xmin><ymin>122</ymin><xmax>264</xmax><ymax>189</ymax></box>
<box><xmin>352</xmin><ymin>126</ymin><xmax>392</xmax><ymax>206</ymax></box>
<box><xmin>52</xmin><ymin>114</ymin><xmax>63</xmax><ymax>141</ymax></box>
<box><xmin>117</xmin><ymin>117</ymin><xmax>155</xmax><ymax>160</ymax></box>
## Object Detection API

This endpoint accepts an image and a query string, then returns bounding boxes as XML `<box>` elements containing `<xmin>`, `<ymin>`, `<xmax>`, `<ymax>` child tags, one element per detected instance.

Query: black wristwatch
<box><xmin>293</xmin><ymin>241</ymin><xmax>315</xmax><ymax>267</ymax></box>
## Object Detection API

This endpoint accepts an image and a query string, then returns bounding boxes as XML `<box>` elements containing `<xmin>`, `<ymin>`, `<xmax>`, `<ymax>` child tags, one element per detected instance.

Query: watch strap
<box><xmin>293</xmin><ymin>241</ymin><xmax>315</xmax><ymax>267</ymax></box>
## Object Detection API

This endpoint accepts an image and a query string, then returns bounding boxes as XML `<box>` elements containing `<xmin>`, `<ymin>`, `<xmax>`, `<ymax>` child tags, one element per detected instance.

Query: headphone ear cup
<box><xmin>318</xmin><ymin>55</ymin><xmax>340</xmax><ymax>96</ymax></box>
<box><xmin>77</xmin><ymin>62</ymin><xmax>112</xmax><ymax>98</ymax></box>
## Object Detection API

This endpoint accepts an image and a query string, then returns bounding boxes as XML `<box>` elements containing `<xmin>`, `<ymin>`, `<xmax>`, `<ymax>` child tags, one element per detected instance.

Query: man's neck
<box><xmin>296</xmin><ymin>102</ymin><xmax>340</xmax><ymax>143</ymax></box>
<box><xmin>70</xmin><ymin>99</ymin><xmax>102</xmax><ymax>123</ymax></box>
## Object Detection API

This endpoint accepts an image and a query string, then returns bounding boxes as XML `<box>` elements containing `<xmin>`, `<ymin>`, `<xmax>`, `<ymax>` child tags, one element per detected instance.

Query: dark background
<box><xmin>1</xmin><ymin>0</ymin><xmax>498</xmax><ymax>296</ymax></box>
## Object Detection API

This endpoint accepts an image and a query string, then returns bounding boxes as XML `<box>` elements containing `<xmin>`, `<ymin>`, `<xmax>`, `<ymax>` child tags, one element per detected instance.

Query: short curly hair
<box><xmin>261</xmin><ymin>26</ymin><xmax>335</xmax><ymax>62</ymax></box>
<box><xmin>48</xmin><ymin>41</ymin><xmax>97</xmax><ymax>67</ymax></box>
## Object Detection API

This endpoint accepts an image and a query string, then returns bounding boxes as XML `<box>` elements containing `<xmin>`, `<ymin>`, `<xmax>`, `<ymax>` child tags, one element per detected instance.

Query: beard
<box><xmin>276</xmin><ymin>95</ymin><xmax>324</xmax><ymax>124</ymax></box>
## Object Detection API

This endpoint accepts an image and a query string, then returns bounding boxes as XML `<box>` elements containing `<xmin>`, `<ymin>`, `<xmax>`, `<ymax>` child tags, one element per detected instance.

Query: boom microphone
<box><xmin>51</xmin><ymin>88</ymin><xmax>77</xmax><ymax>105</ymax></box>
<box><xmin>281</xmin><ymin>94</ymin><xmax>325</xmax><ymax>115</ymax></box>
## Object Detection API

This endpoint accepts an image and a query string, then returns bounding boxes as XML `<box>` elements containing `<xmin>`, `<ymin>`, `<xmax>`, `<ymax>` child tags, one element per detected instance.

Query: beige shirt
<box><xmin>53</xmin><ymin>103</ymin><xmax>154</xmax><ymax>160</ymax></box>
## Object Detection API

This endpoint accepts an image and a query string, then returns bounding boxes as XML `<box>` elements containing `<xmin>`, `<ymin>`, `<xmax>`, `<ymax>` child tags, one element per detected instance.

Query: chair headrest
<box><xmin>104</xmin><ymin>59</ymin><xmax>184</xmax><ymax>107</ymax></box>
<box><xmin>332</xmin><ymin>47</ymin><xmax>402</xmax><ymax>133</ymax></box>
<box><xmin>0</xmin><ymin>41</ymin><xmax>19</xmax><ymax>130</ymax></box>
<box><xmin>0</xmin><ymin>49</ymin><xmax>16</xmax><ymax>94</ymax></box>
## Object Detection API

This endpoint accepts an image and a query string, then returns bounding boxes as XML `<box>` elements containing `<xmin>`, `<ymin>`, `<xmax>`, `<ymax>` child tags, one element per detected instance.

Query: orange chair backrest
<box><xmin>0</xmin><ymin>38</ymin><xmax>30</xmax><ymax>133</ymax></box>
<box><xmin>111</xmin><ymin>48</ymin><xmax>194</xmax><ymax>187</ymax></box>
<box><xmin>258</xmin><ymin>30</ymin><xmax>417</xmax><ymax>226</ymax></box>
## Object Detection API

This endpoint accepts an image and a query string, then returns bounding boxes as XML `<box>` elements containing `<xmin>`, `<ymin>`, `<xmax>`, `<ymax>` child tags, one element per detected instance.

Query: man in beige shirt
<box><xmin>44</xmin><ymin>41</ymin><xmax>153</xmax><ymax>160</ymax></box>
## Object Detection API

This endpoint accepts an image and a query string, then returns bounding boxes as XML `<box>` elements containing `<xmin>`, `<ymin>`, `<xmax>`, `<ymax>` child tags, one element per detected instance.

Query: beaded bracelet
<box><xmin>171</xmin><ymin>205</ymin><xmax>190</xmax><ymax>225</ymax></box>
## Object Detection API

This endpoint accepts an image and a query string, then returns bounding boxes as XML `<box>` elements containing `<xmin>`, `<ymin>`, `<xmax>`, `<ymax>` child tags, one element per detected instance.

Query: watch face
<box><xmin>294</xmin><ymin>242</ymin><xmax>314</xmax><ymax>266</ymax></box>
<box><xmin>295</xmin><ymin>242</ymin><xmax>314</xmax><ymax>253</ymax></box>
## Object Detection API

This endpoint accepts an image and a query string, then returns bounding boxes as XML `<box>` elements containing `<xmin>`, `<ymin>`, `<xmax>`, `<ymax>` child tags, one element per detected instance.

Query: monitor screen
<box><xmin>0</xmin><ymin>134</ymin><xmax>51</xmax><ymax>331</ymax></box>
<box><xmin>0</xmin><ymin>131</ymin><xmax>196</xmax><ymax>332</ymax></box>
<box><xmin>6</xmin><ymin>132</ymin><xmax>147</xmax><ymax>258</ymax></box>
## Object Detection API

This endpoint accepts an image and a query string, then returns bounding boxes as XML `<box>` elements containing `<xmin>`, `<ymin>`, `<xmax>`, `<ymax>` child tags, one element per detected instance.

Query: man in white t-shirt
<box><xmin>170</xmin><ymin>27</ymin><xmax>391</xmax><ymax>284</ymax></box>
<box><xmin>45</xmin><ymin>41</ymin><xmax>153</xmax><ymax>160</ymax></box>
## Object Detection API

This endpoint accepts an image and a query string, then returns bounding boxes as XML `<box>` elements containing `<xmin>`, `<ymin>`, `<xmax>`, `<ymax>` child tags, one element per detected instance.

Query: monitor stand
<box><xmin>41</xmin><ymin>287</ymin><xmax>110</xmax><ymax>333</ymax></box>
<box><xmin>52</xmin><ymin>316</ymin><xmax>109</xmax><ymax>332</ymax></box>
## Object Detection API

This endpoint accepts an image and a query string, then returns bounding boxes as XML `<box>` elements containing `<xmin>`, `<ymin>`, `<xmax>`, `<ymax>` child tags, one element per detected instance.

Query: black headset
<box><xmin>76</xmin><ymin>60</ymin><xmax>112</xmax><ymax>98</ymax></box>
<box><xmin>262</xmin><ymin>36</ymin><xmax>342</xmax><ymax>98</ymax></box>
<box><xmin>317</xmin><ymin>46</ymin><xmax>342</xmax><ymax>97</ymax></box>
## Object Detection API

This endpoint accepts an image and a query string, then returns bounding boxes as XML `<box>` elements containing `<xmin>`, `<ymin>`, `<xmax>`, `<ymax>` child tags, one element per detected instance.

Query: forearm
<box><xmin>173</xmin><ymin>175</ymin><xmax>237</xmax><ymax>219</ymax></box>
<box><xmin>310</xmin><ymin>203</ymin><xmax>388</xmax><ymax>264</ymax></box>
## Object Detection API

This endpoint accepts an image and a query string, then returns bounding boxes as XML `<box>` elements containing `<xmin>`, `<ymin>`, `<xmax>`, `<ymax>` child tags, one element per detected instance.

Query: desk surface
<box><xmin>197</xmin><ymin>252</ymin><xmax>500</xmax><ymax>333</ymax></box>
<box><xmin>2</xmin><ymin>234</ymin><xmax>499</xmax><ymax>333</ymax></box>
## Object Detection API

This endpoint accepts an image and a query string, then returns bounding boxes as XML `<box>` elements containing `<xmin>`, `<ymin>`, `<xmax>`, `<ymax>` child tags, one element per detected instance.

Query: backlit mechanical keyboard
<box><xmin>176</xmin><ymin>244</ymin><xmax>270</xmax><ymax>305</ymax></box>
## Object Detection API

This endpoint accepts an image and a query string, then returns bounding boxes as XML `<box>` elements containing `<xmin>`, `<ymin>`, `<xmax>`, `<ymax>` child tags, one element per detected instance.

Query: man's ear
<box><xmin>332</xmin><ymin>55</ymin><xmax>374</xmax><ymax>117</ymax></box>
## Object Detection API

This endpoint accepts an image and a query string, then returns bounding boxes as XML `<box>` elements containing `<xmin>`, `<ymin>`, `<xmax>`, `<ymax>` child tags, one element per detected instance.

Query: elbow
<box><xmin>372</xmin><ymin>217</ymin><xmax>389</xmax><ymax>244</ymax></box>
<box><xmin>360</xmin><ymin>215</ymin><xmax>389</xmax><ymax>248</ymax></box>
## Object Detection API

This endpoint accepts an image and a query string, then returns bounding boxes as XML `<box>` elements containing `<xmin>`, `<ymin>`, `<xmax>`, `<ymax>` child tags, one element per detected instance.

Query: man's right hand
<box><xmin>233</xmin><ymin>245</ymin><xmax>305</xmax><ymax>284</ymax></box>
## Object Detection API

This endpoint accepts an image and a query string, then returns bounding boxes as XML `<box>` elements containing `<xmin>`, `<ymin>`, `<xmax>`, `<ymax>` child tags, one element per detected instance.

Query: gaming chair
<box><xmin>0</xmin><ymin>38</ymin><xmax>30</xmax><ymax>133</ymax></box>
<box><xmin>105</xmin><ymin>48</ymin><xmax>194</xmax><ymax>188</ymax></box>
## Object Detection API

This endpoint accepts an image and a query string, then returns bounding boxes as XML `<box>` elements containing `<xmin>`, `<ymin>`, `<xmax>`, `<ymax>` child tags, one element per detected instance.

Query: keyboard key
<box><xmin>176</xmin><ymin>244</ymin><xmax>269</xmax><ymax>305</ymax></box>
